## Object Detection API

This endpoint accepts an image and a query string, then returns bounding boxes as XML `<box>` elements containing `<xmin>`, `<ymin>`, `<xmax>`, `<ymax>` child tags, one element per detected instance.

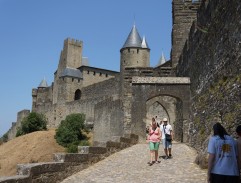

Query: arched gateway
<box><xmin>129</xmin><ymin>77</ymin><xmax>190</xmax><ymax>143</ymax></box>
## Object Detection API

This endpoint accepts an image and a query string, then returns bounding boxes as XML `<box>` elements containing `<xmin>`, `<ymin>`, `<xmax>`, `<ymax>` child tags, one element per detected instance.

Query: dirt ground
<box><xmin>0</xmin><ymin>129</ymin><xmax>66</xmax><ymax>177</ymax></box>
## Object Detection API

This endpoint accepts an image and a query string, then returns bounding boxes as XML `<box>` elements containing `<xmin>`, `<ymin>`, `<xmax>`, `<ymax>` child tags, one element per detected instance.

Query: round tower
<box><xmin>120</xmin><ymin>25</ymin><xmax>150</xmax><ymax>75</ymax></box>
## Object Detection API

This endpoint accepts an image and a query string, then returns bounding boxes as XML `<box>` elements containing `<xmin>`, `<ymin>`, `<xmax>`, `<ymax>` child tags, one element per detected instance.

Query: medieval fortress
<box><xmin>6</xmin><ymin>0</ymin><xmax>241</xmax><ymax>157</ymax></box>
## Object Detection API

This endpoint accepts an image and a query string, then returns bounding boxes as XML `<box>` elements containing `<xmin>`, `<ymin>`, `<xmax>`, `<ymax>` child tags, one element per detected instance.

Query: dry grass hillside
<box><xmin>0</xmin><ymin>129</ymin><xmax>66</xmax><ymax>177</ymax></box>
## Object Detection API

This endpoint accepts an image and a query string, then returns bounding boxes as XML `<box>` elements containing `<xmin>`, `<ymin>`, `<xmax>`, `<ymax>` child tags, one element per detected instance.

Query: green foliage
<box><xmin>16</xmin><ymin>127</ymin><xmax>24</xmax><ymax>137</ymax></box>
<box><xmin>16</xmin><ymin>112</ymin><xmax>47</xmax><ymax>137</ymax></box>
<box><xmin>79</xmin><ymin>139</ymin><xmax>90</xmax><ymax>146</ymax></box>
<box><xmin>55</xmin><ymin>113</ymin><xmax>87</xmax><ymax>149</ymax></box>
<box><xmin>67</xmin><ymin>142</ymin><xmax>79</xmax><ymax>153</ymax></box>
<box><xmin>2</xmin><ymin>133</ymin><xmax>8</xmax><ymax>142</ymax></box>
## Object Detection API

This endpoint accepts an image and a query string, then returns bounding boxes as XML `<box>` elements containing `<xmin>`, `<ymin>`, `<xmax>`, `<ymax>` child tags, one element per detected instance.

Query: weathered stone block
<box><xmin>78</xmin><ymin>146</ymin><xmax>107</xmax><ymax>154</ymax></box>
<box><xmin>53</xmin><ymin>153</ymin><xmax>89</xmax><ymax>163</ymax></box>
<box><xmin>0</xmin><ymin>175</ymin><xmax>30</xmax><ymax>183</ymax></box>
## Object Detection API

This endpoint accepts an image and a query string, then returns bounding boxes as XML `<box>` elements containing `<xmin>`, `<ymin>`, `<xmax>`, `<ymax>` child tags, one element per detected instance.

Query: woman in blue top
<box><xmin>207</xmin><ymin>122</ymin><xmax>239</xmax><ymax>183</ymax></box>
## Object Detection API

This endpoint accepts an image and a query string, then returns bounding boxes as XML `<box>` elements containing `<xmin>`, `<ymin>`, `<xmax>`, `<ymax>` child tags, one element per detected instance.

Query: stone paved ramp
<box><xmin>61</xmin><ymin>142</ymin><xmax>207</xmax><ymax>183</ymax></box>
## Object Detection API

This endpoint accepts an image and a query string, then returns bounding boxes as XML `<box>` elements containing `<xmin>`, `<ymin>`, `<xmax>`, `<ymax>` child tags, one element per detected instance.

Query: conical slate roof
<box><xmin>38</xmin><ymin>78</ymin><xmax>48</xmax><ymax>88</ymax></box>
<box><xmin>122</xmin><ymin>25</ymin><xmax>142</xmax><ymax>48</ymax></box>
<box><xmin>157</xmin><ymin>52</ymin><xmax>166</xmax><ymax>66</ymax></box>
<box><xmin>141</xmin><ymin>36</ymin><xmax>150</xmax><ymax>49</ymax></box>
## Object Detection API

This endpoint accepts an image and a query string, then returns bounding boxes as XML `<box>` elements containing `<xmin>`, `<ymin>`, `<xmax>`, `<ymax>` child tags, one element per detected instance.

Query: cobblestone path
<box><xmin>61</xmin><ymin>142</ymin><xmax>207</xmax><ymax>183</ymax></box>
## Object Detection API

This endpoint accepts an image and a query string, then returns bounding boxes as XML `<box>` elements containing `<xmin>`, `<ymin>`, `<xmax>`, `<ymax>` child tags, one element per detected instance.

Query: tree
<box><xmin>55</xmin><ymin>113</ymin><xmax>88</xmax><ymax>152</ymax></box>
<box><xmin>16</xmin><ymin>112</ymin><xmax>47</xmax><ymax>137</ymax></box>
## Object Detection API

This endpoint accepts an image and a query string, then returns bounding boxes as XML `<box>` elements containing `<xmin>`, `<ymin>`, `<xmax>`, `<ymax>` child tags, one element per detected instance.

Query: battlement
<box><xmin>64</xmin><ymin>38</ymin><xmax>82</xmax><ymax>47</ymax></box>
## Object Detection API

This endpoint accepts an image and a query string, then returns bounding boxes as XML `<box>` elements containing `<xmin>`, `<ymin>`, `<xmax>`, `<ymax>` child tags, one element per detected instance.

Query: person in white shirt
<box><xmin>160</xmin><ymin>117</ymin><xmax>173</xmax><ymax>159</ymax></box>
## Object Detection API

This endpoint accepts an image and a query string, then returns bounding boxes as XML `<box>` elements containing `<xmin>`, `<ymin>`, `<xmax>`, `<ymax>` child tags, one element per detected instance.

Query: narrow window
<box><xmin>93</xmin><ymin>71</ymin><xmax>96</xmax><ymax>75</ymax></box>
<box><xmin>87</xmin><ymin>70</ymin><xmax>89</xmax><ymax>74</ymax></box>
<box><xmin>100</xmin><ymin>72</ymin><xmax>102</xmax><ymax>76</ymax></box>
<box><xmin>106</xmin><ymin>74</ymin><xmax>108</xmax><ymax>77</ymax></box>
<box><xmin>72</xmin><ymin>78</ymin><xmax>74</xmax><ymax>82</ymax></box>
<box><xmin>74</xmin><ymin>89</ymin><xmax>81</xmax><ymax>100</ymax></box>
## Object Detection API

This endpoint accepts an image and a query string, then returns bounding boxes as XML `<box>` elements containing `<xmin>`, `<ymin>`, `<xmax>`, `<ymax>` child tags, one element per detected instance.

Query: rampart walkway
<box><xmin>61</xmin><ymin>142</ymin><xmax>207</xmax><ymax>183</ymax></box>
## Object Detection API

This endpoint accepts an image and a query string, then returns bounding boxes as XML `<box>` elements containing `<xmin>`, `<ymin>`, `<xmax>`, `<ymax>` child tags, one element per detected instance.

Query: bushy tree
<box><xmin>2</xmin><ymin>133</ymin><xmax>8</xmax><ymax>142</ymax></box>
<box><xmin>16</xmin><ymin>112</ymin><xmax>47</xmax><ymax>137</ymax></box>
<box><xmin>55</xmin><ymin>113</ymin><xmax>87</xmax><ymax>152</ymax></box>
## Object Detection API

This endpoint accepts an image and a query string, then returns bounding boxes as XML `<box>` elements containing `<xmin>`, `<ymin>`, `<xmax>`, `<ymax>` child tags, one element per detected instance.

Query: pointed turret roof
<box><xmin>157</xmin><ymin>52</ymin><xmax>166</xmax><ymax>66</ymax></box>
<box><xmin>38</xmin><ymin>78</ymin><xmax>48</xmax><ymax>88</ymax></box>
<box><xmin>141</xmin><ymin>36</ymin><xmax>150</xmax><ymax>49</ymax></box>
<box><xmin>122</xmin><ymin>25</ymin><xmax>142</xmax><ymax>48</ymax></box>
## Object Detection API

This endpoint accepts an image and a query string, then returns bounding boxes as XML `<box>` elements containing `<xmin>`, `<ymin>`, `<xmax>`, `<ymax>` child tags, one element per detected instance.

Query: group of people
<box><xmin>207</xmin><ymin>123</ymin><xmax>241</xmax><ymax>183</ymax></box>
<box><xmin>146</xmin><ymin>116</ymin><xmax>173</xmax><ymax>166</ymax></box>
<box><xmin>146</xmin><ymin>117</ymin><xmax>241</xmax><ymax>183</ymax></box>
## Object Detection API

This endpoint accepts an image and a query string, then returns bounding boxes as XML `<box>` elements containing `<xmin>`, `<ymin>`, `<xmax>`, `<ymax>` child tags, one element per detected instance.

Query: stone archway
<box><xmin>130</xmin><ymin>77</ymin><xmax>190</xmax><ymax>143</ymax></box>
<box><xmin>146</xmin><ymin>96</ymin><xmax>177</xmax><ymax>129</ymax></box>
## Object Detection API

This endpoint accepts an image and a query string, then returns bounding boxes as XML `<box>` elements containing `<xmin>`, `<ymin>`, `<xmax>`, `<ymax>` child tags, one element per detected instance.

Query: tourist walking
<box><xmin>147</xmin><ymin>117</ymin><xmax>161</xmax><ymax>166</ymax></box>
<box><xmin>160</xmin><ymin>117</ymin><xmax>173</xmax><ymax>159</ymax></box>
<box><xmin>207</xmin><ymin>122</ymin><xmax>239</xmax><ymax>183</ymax></box>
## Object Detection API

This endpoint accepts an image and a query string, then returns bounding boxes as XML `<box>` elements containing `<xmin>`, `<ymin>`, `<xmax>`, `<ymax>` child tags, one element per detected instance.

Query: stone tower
<box><xmin>53</xmin><ymin>38</ymin><xmax>84</xmax><ymax>104</ymax></box>
<box><xmin>171</xmin><ymin>0</ymin><xmax>200</xmax><ymax>67</ymax></box>
<box><xmin>120</xmin><ymin>25</ymin><xmax>150</xmax><ymax>133</ymax></box>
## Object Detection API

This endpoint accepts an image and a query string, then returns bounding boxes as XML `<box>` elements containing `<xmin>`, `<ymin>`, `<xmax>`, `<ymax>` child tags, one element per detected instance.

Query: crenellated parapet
<box><xmin>64</xmin><ymin>38</ymin><xmax>82</xmax><ymax>47</ymax></box>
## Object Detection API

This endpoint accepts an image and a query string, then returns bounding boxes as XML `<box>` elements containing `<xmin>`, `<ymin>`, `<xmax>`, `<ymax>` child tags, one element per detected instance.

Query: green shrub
<box><xmin>79</xmin><ymin>139</ymin><xmax>90</xmax><ymax>146</ymax></box>
<box><xmin>67</xmin><ymin>142</ymin><xmax>79</xmax><ymax>153</ymax></box>
<box><xmin>55</xmin><ymin>113</ymin><xmax>87</xmax><ymax>149</ymax></box>
<box><xmin>2</xmin><ymin>133</ymin><xmax>8</xmax><ymax>142</ymax></box>
<box><xmin>16</xmin><ymin>112</ymin><xmax>47</xmax><ymax>137</ymax></box>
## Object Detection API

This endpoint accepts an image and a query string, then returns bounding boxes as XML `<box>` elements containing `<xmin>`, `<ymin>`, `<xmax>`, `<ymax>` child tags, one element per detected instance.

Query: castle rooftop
<box><xmin>122</xmin><ymin>25</ymin><xmax>142</xmax><ymax>48</ymax></box>
<box><xmin>38</xmin><ymin>78</ymin><xmax>48</xmax><ymax>88</ymax></box>
<box><xmin>60</xmin><ymin>67</ymin><xmax>83</xmax><ymax>79</ymax></box>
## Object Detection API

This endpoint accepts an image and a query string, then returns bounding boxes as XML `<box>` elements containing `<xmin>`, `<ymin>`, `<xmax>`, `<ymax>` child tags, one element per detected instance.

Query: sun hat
<box><xmin>163</xmin><ymin>118</ymin><xmax>168</xmax><ymax>122</ymax></box>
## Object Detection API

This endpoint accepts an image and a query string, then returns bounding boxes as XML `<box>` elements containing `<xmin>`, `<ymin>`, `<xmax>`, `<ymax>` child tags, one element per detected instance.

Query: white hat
<box><xmin>163</xmin><ymin>118</ymin><xmax>168</xmax><ymax>122</ymax></box>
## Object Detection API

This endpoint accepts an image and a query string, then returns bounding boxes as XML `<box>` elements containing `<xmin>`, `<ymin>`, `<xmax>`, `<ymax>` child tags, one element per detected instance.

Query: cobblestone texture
<box><xmin>61</xmin><ymin>142</ymin><xmax>207</xmax><ymax>183</ymax></box>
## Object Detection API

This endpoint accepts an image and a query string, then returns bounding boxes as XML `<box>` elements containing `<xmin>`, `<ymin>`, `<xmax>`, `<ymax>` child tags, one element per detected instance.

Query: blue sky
<box><xmin>0</xmin><ymin>0</ymin><xmax>172</xmax><ymax>137</ymax></box>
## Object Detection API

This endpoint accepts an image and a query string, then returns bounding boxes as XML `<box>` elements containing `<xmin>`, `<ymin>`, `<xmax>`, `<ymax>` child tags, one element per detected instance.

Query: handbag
<box><xmin>165</xmin><ymin>134</ymin><xmax>172</xmax><ymax>142</ymax></box>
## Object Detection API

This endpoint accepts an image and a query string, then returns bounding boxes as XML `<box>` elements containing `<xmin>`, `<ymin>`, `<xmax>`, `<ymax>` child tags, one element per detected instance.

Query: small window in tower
<box><xmin>78</xmin><ymin>79</ymin><xmax>80</xmax><ymax>83</ymax></box>
<box><xmin>87</xmin><ymin>70</ymin><xmax>89</xmax><ymax>74</ymax></box>
<box><xmin>100</xmin><ymin>72</ymin><xmax>102</xmax><ymax>76</ymax></box>
<box><xmin>74</xmin><ymin>89</ymin><xmax>81</xmax><ymax>100</ymax></box>
<box><xmin>137</xmin><ymin>49</ymin><xmax>139</xmax><ymax>53</ymax></box>
<box><xmin>93</xmin><ymin>71</ymin><xmax>96</xmax><ymax>75</ymax></box>
<box><xmin>124</xmin><ymin>60</ymin><xmax>125</xmax><ymax>63</ymax></box>
<box><xmin>72</xmin><ymin>78</ymin><xmax>74</xmax><ymax>82</ymax></box>
<box><xmin>137</xmin><ymin>61</ymin><xmax>138</xmax><ymax>63</ymax></box>
<box><xmin>128</xmin><ymin>49</ymin><xmax>130</xmax><ymax>53</ymax></box>
<box><xmin>106</xmin><ymin>73</ymin><xmax>108</xmax><ymax>77</ymax></box>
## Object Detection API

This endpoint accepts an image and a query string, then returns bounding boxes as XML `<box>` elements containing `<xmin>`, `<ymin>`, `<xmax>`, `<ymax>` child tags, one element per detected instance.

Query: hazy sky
<box><xmin>0</xmin><ymin>0</ymin><xmax>172</xmax><ymax>137</ymax></box>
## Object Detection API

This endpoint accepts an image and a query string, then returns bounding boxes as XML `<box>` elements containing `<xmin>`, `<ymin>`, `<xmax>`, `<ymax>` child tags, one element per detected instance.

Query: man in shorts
<box><xmin>160</xmin><ymin>117</ymin><xmax>173</xmax><ymax>159</ymax></box>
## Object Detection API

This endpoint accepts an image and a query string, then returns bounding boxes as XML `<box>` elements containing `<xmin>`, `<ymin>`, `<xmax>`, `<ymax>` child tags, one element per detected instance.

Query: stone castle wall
<box><xmin>93</xmin><ymin>97</ymin><xmax>124</xmax><ymax>144</ymax></box>
<box><xmin>7</xmin><ymin>110</ymin><xmax>30</xmax><ymax>140</ymax></box>
<box><xmin>80</xmin><ymin>67</ymin><xmax>119</xmax><ymax>88</ymax></box>
<box><xmin>35</xmin><ymin>77</ymin><xmax>120</xmax><ymax>128</ymax></box>
<box><xmin>171</xmin><ymin>0</ymin><xmax>200</xmax><ymax>67</ymax></box>
<box><xmin>176</xmin><ymin>0</ymin><xmax>241</xmax><ymax>160</ymax></box>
